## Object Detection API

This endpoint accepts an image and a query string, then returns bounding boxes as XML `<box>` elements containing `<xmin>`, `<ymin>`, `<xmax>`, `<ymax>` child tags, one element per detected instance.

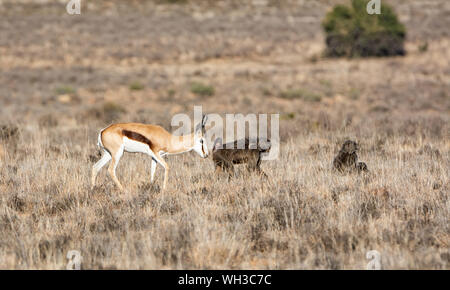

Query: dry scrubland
<box><xmin>0</xmin><ymin>0</ymin><xmax>449</xmax><ymax>269</ymax></box>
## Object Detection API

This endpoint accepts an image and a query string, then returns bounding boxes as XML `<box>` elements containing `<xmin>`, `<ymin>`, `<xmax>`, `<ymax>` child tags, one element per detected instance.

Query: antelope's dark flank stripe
<box><xmin>122</xmin><ymin>130</ymin><xmax>153</xmax><ymax>149</ymax></box>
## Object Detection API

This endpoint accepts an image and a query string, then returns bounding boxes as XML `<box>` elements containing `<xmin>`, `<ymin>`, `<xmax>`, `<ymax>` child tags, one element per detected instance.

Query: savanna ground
<box><xmin>0</xmin><ymin>0</ymin><xmax>449</xmax><ymax>269</ymax></box>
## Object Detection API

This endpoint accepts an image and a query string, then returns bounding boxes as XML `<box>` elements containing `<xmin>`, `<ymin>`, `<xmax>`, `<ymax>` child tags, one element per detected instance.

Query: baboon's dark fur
<box><xmin>212</xmin><ymin>138</ymin><xmax>271</xmax><ymax>178</ymax></box>
<box><xmin>333</xmin><ymin>140</ymin><xmax>368</xmax><ymax>173</ymax></box>
<box><xmin>356</xmin><ymin>161</ymin><xmax>368</xmax><ymax>172</ymax></box>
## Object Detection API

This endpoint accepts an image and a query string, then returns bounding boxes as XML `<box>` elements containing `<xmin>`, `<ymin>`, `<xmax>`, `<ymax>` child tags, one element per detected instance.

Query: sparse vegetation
<box><xmin>322</xmin><ymin>0</ymin><xmax>406</xmax><ymax>57</ymax></box>
<box><xmin>348</xmin><ymin>88</ymin><xmax>361</xmax><ymax>100</ymax></box>
<box><xmin>38</xmin><ymin>114</ymin><xmax>58</xmax><ymax>128</ymax></box>
<box><xmin>418</xmin><ymin>42</ymin><xmax>428</xmax><ymax>53</ymax></box>
<box><xmin>281</xmin><ymin>112</ymin><xmax>295</xmax><ymax>120</ymax></box>
<box><xmin>159</xmin><ymin>0</ymin><xmax>187</xmax><ymax>4</ymax></box>
<box><xmin>55</xmin><ymin>86</ymin><xmax>76</xmax><ymax>95</ymax></box>
<box><xmin>190</xmin><ymin>82</ymin><xmax>215</xmax><ymax>97</ymax></box>
<box><xmin>167</xmin><ymin>89</ymin><xmax>176</xmax><ymax>98</ymax></box>
<box><xmin>279</xmin><ymin>89</ymin><xmax>322</xmax><ymax>102</ymax></box>
<box><xmin>261</xmin><ymin>87</ymin><xmax>273</xmax><ymax>96</ymax></box>
<box><xmin>129</xmin><ymin>81</ymin><xmax>145</xmax><ymax>91</ymax></box>
<box><xmin>88</xmin><ymin>102</ymin><xmax>127</xmax><ymax>123</ymax></box>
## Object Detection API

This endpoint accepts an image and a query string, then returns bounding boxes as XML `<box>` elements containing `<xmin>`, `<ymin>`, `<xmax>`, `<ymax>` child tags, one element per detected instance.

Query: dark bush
<box><xmin>129</xmin><ymin>81</ymin><xmax>144</xmax><ymax>91</ymax></box>
<box><xmin>322</xmin><ymin>0</ymin><xmax>406</xmax><ymax>57</ymax></box>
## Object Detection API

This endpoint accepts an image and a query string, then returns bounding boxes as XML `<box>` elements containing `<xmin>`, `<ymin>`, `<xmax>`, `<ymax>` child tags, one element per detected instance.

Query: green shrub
<box><xmin>190</xmin><ymin>82</ymin><xmax>215</xmax><ymax>97</ymax></box>
<box><xmin>279</xmin><ymin>89</ymin><xmax>322</xmax><ymax>102</ymax></box>
<box><xmin>322</xmin><ymin>0</ymin><xmax>406</xmax><ymax>57</ymax></box>
<box><xmin>55</xmin><ymin>86</ymin><xmax>76</xmax><ymax>95</ymax></box>
<box><xmin>418</xmin><ymin>42</ymin><xmax>428</xmax><ymax>53</ymax></box>
<box><xmin>129</xmin><ymin>81</ymin><xmax>145</xmax><ymax>91</ymax></box>
<box><xmin>103</xmin><ymin>102</ymin><xmax>126</xmax><ymax>115</ymax></box>
<box><xmin>281</xmin><ymin>112</ymin><xmax>295</xmax><ymax>120</ymax></box>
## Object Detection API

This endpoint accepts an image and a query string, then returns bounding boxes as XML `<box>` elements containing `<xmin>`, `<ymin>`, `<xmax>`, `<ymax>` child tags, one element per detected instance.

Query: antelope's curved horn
<box><xmin>202</xmin><ymin>114</ymin><xmax>208</xmax><ymax>126</ymax></box>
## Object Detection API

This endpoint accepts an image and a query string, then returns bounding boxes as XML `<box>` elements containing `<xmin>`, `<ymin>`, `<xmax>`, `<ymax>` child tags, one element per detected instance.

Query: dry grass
<box><xmin>0</xmin><ymin>0</ymin><xmax>449</xmax><ymax>269</ymax></box>
<box><xmin>0</xmin><ymin>124</ymin><xmax>448</xmax><ymax>269</ymax></box>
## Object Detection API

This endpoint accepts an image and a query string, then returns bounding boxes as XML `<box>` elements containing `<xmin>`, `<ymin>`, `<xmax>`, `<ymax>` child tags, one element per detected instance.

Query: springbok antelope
<box><xmin>91</xmin><ymin>115</ymin><xmax>209</xmax><ymax>191</ymax></box>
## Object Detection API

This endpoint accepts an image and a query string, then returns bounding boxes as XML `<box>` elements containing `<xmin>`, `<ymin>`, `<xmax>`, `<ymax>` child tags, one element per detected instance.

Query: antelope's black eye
<box><xmin>200</xmin><ymin>139</ymin><xmax>203</xmax><ymax>144</ymax></box>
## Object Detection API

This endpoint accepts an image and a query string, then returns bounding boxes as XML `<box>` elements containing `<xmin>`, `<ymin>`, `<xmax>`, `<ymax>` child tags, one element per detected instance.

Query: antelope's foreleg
<box><xmin>155</xmin><ymin>154</ymin><xmax>169</xmax><ymax>190</ymax></box>
<box><xmin>146</xmin><ymin>150</ymin><xmax>169</xmax><ymax>190</ymax></box>
<box><xmin>150</xmin><ymin>158</ymin><xmax>157</xmax><ymax>182</ymax></box>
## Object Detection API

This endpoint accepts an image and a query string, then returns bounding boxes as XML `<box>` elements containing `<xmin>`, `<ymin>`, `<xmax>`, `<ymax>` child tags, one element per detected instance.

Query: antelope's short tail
<box><xmin>97</xmin><ymin>126</ymin><xmax>110</xmax><ymax>148</ymax></box>
<box><xmin>97</xmin><ymin>130</ymin><xmax>104</xmax><ymax>148</ymax></box>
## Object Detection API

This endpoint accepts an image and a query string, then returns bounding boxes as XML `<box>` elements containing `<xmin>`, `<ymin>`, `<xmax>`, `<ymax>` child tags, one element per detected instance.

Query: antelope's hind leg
<box><xmin>91</xmin><ymin>149</ymin><xmax>112</xmax><ymax>189</ymax></box>
<box><xmin>143</xmin><ymin>149</ymin><xmax>169</xmax><ymax>190</ymax></box>
<box><xmin>108</xmin><ymin>145</ymin><xmax>125</xmax><ymax>191</ymax></box>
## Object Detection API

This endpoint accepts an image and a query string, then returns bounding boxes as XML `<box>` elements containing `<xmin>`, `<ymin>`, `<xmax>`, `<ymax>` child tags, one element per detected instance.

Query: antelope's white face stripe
<box><xmin>192</xmin><ymin>137</ymin><xmax>208</xmax><ymax>158</ymax></box>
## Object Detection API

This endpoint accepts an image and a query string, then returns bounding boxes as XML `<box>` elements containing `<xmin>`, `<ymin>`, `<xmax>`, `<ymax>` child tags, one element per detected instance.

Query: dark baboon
<box><xmin>333</xmin><ymin>140</ymin><xmax>368</xmax><ymax>173</ymax></box>
<box><xmin>212</xmin><ymin>137</ymin><xmax>271</xmax><ymax>178</ymax></box>
<box><xmin>356</xmin><ymin>161</ymin><xmax>368</xmax><ymax>172</ymax></box>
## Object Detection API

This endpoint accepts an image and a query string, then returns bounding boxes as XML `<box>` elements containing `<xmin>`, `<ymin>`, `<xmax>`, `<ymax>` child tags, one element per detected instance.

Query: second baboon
<box><xmin>212</xmin><ymin>137</ymin><xmax>271</xmax><ymax>178</ymax></box>
<box><xmin>333</xmin><ymin>140</ymin><xmax>368</xmax><ymax>173</ymax></box>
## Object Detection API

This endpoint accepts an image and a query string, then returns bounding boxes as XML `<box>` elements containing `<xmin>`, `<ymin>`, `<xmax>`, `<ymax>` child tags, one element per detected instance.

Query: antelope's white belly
<box><xmin>123</xmin><ymin>137</ymin><xmax>152</xmax><ymax>154</ymax></box>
